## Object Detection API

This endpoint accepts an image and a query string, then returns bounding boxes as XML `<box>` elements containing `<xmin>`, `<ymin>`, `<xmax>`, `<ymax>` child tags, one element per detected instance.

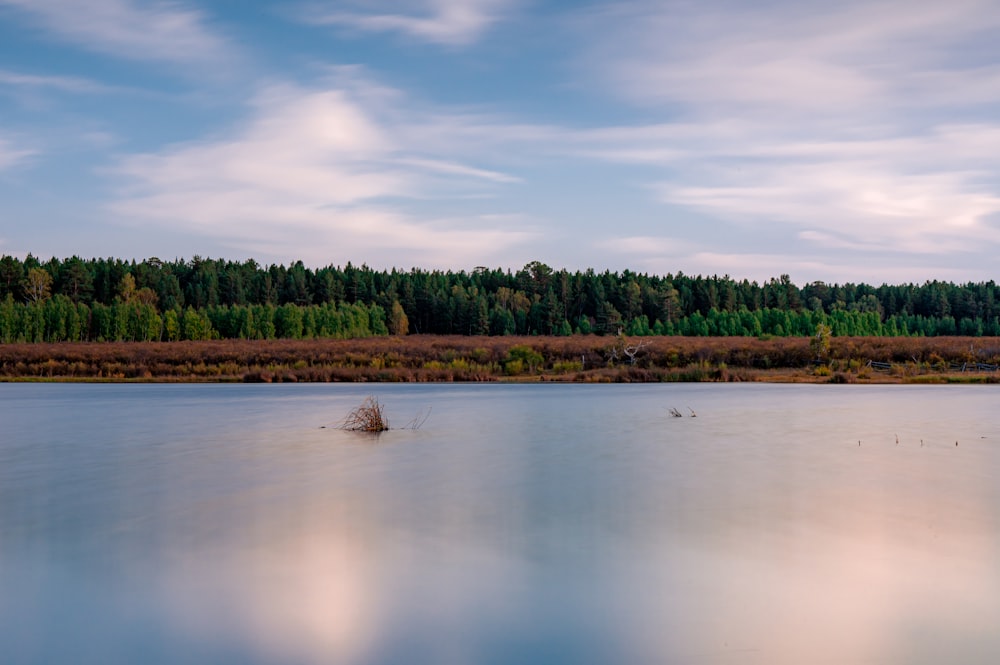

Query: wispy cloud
<box><xmin>0</xmin><ymin>136</ymin><xmax>34</xmax><ymax>171</ymax></box>
<box><xmin>587</xmin><ymin>0</ymin><xmax>1000</xmax><ymax>116</ymax></box>
<box><xmin>0</xmin><ymin>0</ymin><xmax>234</xmax><ymax>67</ymax></box>
<box><xmin>0</xmin><ymin>69</ymin><xmax>113</xmax><ymax>94</ymax></box>
<box><xmin>394</xmin><ymin>157</ymin><xmax>521</xmax><ymax>184</ymax></box>
<box><xmin>603</xmin><ymin>235</ymin><xmax>698</xmax><ymax>257</ymax></box>
<box><xmin>599</xmin><ymin>239</ymin><xmax>978</xmax><ymax>284</ymax></box>
<box><xmin>305</xmin><ymin>0</ymin><xmax>516</xmax><ymax>46</ymax></box>
<box><xmin>110</xmin><ymin>79</ymin><xmax>534</xmax><ymax>267</ymax></box>
<box><xmin>576</xmin><ymin>121</ymin><xmax>1000</xmax><ymax>256</ymax></box>
<box><xmin>567</xmin><ymin>0</ymin><xmax>1000</xmax><ymax>274</ymax></box>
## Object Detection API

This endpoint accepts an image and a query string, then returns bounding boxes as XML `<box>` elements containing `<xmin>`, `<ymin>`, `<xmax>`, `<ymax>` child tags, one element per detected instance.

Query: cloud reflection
<box><xmin>159</xmin><ymin>516</ymin><xmax>379</xmax><ymax>665</ymax></box>
<box><xmin>616</xmin><ymin>442</ymin><xmax>1000</xmax><ymax>665</ymax></box>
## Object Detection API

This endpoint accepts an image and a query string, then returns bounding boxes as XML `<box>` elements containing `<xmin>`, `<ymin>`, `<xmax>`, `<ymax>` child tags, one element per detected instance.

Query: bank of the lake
<box><xmin>2</xmin><ymin>336</ymin><xmax>1000</xmax><ymax>384</ymax></box>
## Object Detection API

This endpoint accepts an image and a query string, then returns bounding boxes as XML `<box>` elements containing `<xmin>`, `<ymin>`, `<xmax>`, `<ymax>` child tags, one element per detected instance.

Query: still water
<box><xmin>1</xmin><ymin>383</ymin><xmax>999</xmax><ymax>664</ymax></box>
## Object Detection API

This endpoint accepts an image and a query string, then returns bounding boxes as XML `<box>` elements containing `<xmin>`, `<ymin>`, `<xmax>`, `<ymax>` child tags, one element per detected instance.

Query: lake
<box><xmin>1</xmin><ymin>383</ymin><xmax>999</xmax><ymax>664</ymax></box>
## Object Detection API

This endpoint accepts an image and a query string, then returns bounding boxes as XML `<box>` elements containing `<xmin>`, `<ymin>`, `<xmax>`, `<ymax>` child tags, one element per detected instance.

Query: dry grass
<box><xmin>1</xmin><ymin>335</ymin><xmax>999</xmax><ymax>383</ymax></box>
<box><xmin>340</xmin><ymin>396</ymin><xmax>389</xmax><ymax>432</ymax></box>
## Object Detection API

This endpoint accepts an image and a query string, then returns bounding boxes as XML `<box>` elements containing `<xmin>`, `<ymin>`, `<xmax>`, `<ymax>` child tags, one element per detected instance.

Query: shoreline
<box><xmin>2</xmin><ymin>336</ymin><xmax>999</xmax><ymax>384</ymax></box>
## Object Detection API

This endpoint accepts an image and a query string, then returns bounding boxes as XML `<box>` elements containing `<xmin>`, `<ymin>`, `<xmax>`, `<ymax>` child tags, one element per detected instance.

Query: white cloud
<box><xmin>0</xmin><ymin>69</ymin><xmax>112</xmax><ymax>94</ymax></box>
<box><xmin>575</xmin><ymin>119</ymin><xmax>1000</xmax><ymax>249</ymax></box>
<box><xmin>394</xmin><ymin>157</ymin><xmax>521</xmax><ymax>184</ymax></box>
<box><xmin>110</xmin><ymin>81</ymin><xmax>534</xmax><ymax>267</ymax></box>
<box><xmin>599</xmin><ymin>241</ymin><xmax>977</xmax><ymax>285</ymax></box>
<box><xmin>587</xmin><ymin>0</ymin><xmax>1000</xmax><ymax>116</ymax></box>
<box><xmin>0</xmin><ymin>136</ymin><xmax>34</xmax><ymax>170</ymax></box>
<box><xmin>307</xmin><ymin>0</ymin><xmax>515</xmax><ymax>46</ymax></box>
<box><xmin>0</xmin><ymin>0</ymin><xmax>234</xmax><ymax>66</ymax></box>
<box><xmin>626</xmin><ymin>127</ymin><xmax>1000</xmax><ymax>253</ymax></box>
<box><xmin>603</xmin><ymin>235</ymin><xmax>697</xmax><ymax>256</ymax></box>
<box><xmin>564</xmin><ymin>0</ymin><xmax>1000</xmax><ymax>272</ymax></box>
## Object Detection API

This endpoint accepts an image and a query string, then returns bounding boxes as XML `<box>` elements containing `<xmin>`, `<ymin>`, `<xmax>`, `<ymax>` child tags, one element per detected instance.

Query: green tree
<box><xmin>274</xmin><ymin>303</ymin><xmax>304</xmax><ymax>338</ymax></box>
<box><xmin>58</xmin><ymin>257</ymin><xmax>94</xmax><ymax>303</ymax></box>
<box><xmin>0</xmin><ymin>256</ymin><xmax>24</xmax><ymax>301</ymax></box>
<box><xmin>163</xmin><ymin>309</ymin><xmax>181</xmax><ymax>341</ymax></box>
<box><xmin>181</xmin><ymin>306</ymin><xmax>213</xmax><ymax>340</ymax></box>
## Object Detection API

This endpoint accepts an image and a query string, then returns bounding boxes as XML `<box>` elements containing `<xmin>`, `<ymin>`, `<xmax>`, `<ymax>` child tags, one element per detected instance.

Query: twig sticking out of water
<box><xmin>340</xmin><ymin>396</ymin><xmax>390</xmax><ymax>432</ymax></box>
<box><xmin>402</xmin><ymin>406</ymin><xmax>432</xmax><ymax>430</ymax></box>
<box><xmin>670</xmin><ymin>407</ymin><xmax>683</xmax><ymax>417</ymax></box>
<box><xmin>688</xmin><ymin>407</ymin><xmax>697</xmax><ymax>417</ymax></box>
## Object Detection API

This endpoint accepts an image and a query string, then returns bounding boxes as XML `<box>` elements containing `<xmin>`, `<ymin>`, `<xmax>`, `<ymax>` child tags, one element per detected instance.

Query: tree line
<box><xmin>2</xmin><ymin>254</ymin><xmax>999</xmax><ymax>342</ymax></box>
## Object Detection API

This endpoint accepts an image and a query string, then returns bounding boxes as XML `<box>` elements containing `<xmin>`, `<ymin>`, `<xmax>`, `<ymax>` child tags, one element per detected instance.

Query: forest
<box><xmin>2</xmin><ymin>254</ymin><xmax>999</xmax><ymax>343</ymax></box>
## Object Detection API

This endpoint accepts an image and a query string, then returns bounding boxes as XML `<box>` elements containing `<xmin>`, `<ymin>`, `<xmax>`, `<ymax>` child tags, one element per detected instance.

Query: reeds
<box><xmin>340</xmin><ymin>396</ymin><xmax>389</xmax><ymax>432</ymax></box>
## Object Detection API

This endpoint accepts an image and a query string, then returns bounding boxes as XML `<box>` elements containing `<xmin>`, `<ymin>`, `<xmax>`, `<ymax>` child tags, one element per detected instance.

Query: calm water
<box><xmin>1</xmin><ymin>383</ymin><xmax>999</xmax><ymax>664</ymax></box>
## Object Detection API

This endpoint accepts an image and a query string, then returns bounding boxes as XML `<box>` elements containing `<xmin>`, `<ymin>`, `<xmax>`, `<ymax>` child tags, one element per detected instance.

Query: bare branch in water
<box><xmin>340</xmin><ymin>396</ymin><xmax>390</xmax><ymax>432</ymax></box>
<box><xmin>402</xmin><ymin>406</ymin><xmax>432</xmax><ymax>430</ymax></box>
<box><xmin>337</xmin><ymin>397</ymin><xmax>431</xmax><ymax>432</ymax></box>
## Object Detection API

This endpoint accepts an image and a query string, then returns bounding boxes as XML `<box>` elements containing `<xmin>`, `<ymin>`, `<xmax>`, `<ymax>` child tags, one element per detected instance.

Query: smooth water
<box><xmin>1</xmin><ymin>383</ymin><xmax>999</xmax><ymax>664</ymax></box>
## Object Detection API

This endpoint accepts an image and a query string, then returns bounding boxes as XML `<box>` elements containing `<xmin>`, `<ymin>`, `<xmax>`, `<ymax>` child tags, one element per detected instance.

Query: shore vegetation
<box><xmin>2</xmin><ymin>335</ymin><xmax>998</xmax><ymax>383</ymax></box>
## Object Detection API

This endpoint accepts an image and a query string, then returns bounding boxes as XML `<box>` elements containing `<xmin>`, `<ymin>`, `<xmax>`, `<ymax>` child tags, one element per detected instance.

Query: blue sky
<box><xmin>2</xmin><ymin>0</ymin><xmax>1000</xmax><ymax>284</ymax></box>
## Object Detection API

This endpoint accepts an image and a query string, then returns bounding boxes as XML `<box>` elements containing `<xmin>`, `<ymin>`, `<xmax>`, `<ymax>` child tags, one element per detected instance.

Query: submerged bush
<box><xmin>340</xmin><ymin>396</ymin><xmax>389</xmax><ymax>432</ymax></box>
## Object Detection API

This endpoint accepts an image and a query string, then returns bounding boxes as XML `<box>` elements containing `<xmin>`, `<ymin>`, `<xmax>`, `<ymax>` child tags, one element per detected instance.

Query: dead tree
<box><xmin>622</xmin><ymin>339</ymin><xmax>650</xmax><ymax>365</ymax></box>
<box><xmin>606</xmin><ymin>329</ymin><xmax>651</xmax><ymax>366</ymax></box>
<box><xmin>613</xmin><ymin>329</ymin><xmax>650</xmax><ymax>366</ymax></box>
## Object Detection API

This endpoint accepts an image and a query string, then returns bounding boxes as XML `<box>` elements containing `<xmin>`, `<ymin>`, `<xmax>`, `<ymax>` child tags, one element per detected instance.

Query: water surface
<box><xmin>2</xmin><ymin>383</ymin><xmax>999</xmax><ymax>664</ymax></box>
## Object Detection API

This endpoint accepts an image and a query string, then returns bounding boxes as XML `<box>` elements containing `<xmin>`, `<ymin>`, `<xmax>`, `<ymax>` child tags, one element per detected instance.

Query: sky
<box><xmin>2</xmin><ymin>0</ymin><xmax>1000</xmax><ymax>285</ymax></box>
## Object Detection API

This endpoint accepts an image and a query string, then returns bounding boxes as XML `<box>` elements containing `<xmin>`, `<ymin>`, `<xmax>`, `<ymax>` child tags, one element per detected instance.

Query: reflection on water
<box><xmin>1</xmin><ymin>383</ymin><xmax>999</xmax><ymax>664</ymax></box>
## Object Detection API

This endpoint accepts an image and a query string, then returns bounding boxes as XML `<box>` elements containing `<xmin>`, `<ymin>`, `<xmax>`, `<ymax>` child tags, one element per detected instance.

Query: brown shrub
<box><xmin>1</xmin><ymin>335</ymin><xmax>999</xmax><ymax>382</ymax></box>
<box><xmin>340</xmin><ymin>396</ymin><xmax>389</xmax><ymax>431</ymax></box>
